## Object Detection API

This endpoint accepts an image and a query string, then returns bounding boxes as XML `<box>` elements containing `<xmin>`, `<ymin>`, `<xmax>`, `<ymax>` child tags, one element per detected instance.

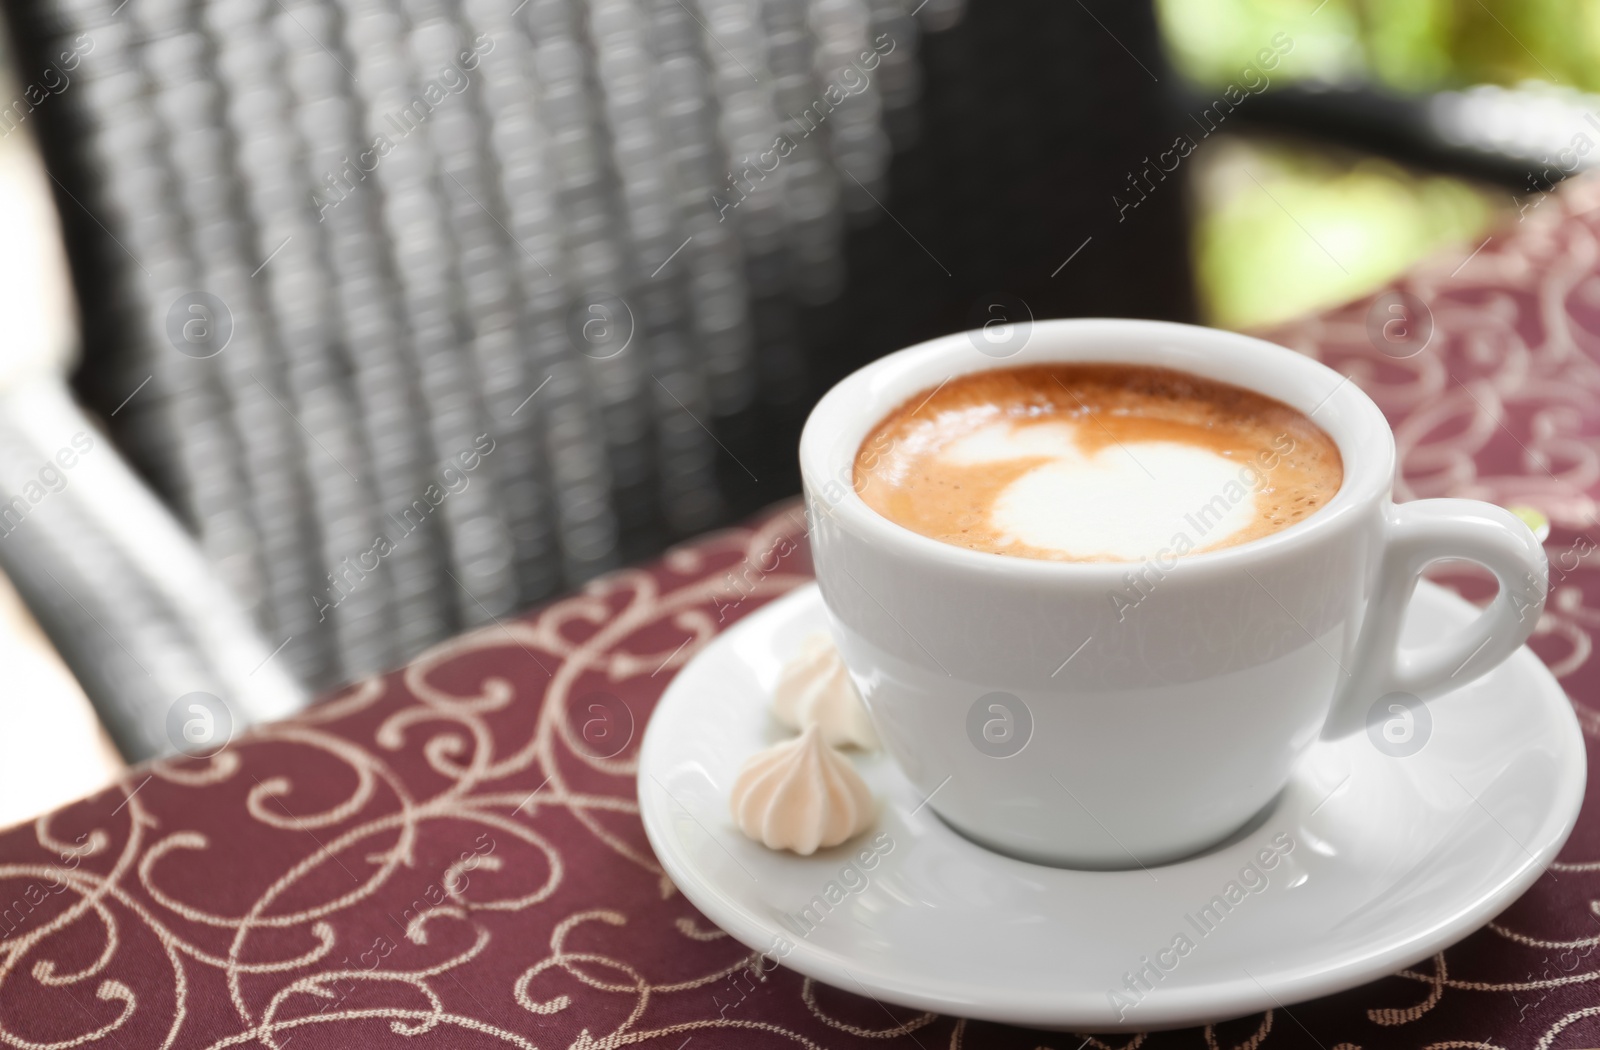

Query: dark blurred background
<box><xmin>0</xmin><ymin>0</ymin><xmax>1588</xmax><ymax>812</ymax></box>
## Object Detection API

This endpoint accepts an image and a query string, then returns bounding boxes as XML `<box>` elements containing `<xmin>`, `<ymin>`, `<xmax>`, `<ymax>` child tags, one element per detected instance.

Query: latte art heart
<box><xmin>945</xmin><ymin>421</ymin><xmax>1258</xmax><ymax>561</ymax></box>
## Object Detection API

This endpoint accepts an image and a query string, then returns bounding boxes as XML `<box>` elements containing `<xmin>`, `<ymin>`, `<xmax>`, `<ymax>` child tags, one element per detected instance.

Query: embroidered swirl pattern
<box><xmin>5</xmin><ymin>179</ymin><xmax>1600</xmax><ymax>1047</ymax></box>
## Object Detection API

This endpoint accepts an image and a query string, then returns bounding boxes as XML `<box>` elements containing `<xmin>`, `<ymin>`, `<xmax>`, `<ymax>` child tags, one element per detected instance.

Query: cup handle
<box><xmin>1321</xmin><ymin>498</ymin><xmax>1548</xmax><ymax>739</ymax></box>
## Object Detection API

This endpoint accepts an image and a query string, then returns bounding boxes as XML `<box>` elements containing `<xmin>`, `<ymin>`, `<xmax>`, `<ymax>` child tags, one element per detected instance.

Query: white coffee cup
<box><xmin>800</xmin><ymin>319</ymin><xmax>1548</xmax><ymax>868</ymax></box>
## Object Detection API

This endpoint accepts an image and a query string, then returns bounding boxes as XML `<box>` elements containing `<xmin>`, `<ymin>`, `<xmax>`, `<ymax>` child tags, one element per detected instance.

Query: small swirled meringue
<box><xmin>772</xmin><ymin>633</ymin><xmax>879</xmax><ymax>751</ymax></box>
<box><xmin>730</xmin><ymin>724</ymin><xmax>875</xmax><ymax>855</ymax></box>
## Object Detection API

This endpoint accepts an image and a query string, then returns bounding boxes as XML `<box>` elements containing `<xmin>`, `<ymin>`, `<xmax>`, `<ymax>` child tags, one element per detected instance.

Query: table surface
<box><xmin>7</xmin><ymin>177</ymin><xmax>1600</xmax><ymax>1048</ymax></box>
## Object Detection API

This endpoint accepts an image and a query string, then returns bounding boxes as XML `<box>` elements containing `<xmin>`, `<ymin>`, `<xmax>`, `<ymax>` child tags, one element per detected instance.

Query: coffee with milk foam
<box><xmin>853</xmin><ymin>364</ymin><xmax>1343</xmax><ymax>563</ymax></box>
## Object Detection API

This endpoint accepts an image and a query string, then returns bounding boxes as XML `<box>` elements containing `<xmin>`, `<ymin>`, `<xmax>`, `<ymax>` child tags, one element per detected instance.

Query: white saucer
<box><xmin>638</xmin><ymin>581</ymin><xmax>1586</xmax><ymax>1031</ymax></box>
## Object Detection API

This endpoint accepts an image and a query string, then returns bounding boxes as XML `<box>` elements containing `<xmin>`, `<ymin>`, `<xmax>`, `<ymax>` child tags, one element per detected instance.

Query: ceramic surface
<box><xmin>800</xmin><ymin>320</ymin><xmax>1549</xmax><ymax>865</ymax></box>
<box><xmin>639</xmin><ymin>582</ymin><xmax>1585</xmax><ymax>1031</ymax></box>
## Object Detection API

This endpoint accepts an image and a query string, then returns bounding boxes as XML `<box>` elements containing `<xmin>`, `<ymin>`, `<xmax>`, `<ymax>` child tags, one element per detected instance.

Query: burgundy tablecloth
<box><xmin>9</xmin><ymin>179</ymin><xmax>1600</xmax><ymax>1049</ymax></box>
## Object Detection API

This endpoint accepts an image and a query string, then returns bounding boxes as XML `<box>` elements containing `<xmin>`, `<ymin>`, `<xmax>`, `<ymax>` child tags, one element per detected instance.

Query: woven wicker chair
<box><xmin>0</xmin><ymin>0</ymin><xmax>1192</xmax><ymax>757</ymax></box>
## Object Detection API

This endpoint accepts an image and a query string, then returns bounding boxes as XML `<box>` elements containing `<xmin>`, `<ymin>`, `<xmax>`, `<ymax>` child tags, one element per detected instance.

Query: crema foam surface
<box><xmin>853</xmin><ymin>364</ymin><xmax>1343</xmax><ymax>563</ymax></box>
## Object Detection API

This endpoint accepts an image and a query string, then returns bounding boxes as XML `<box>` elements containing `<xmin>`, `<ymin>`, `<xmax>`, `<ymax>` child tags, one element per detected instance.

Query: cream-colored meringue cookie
<box><xmin>730</xmin><ymin>724</ymin><xmax>875</xmax><ymax>855</ymax></box>
<box><xmin>772</xmin><ymin>633</ymin><xmax>879</xmax><ymax>750</ymax></box>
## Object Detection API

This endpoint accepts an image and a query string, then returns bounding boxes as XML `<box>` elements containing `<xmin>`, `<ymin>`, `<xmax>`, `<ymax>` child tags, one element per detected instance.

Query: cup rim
<box><xmin>798</xmin><ymin>317</ymin><xmax>1394</xmax><ymax>580</ymax></box>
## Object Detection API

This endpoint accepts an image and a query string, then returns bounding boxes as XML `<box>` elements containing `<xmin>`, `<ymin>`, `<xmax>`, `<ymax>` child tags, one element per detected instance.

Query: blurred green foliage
<box><xmin>1191</xmin><ymin>137</ymin><xmax>1499</xmax><ymax>328</ymax></box>
<box><xmin>1157</xmin><ymin>0</ymin><xmax>1596</xmax><ymax>91</ymax></box>
<box><xmin>1155</xmin><ymin>0</ymin><xmax>1565</xmax><ymax>327</ymax></box>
